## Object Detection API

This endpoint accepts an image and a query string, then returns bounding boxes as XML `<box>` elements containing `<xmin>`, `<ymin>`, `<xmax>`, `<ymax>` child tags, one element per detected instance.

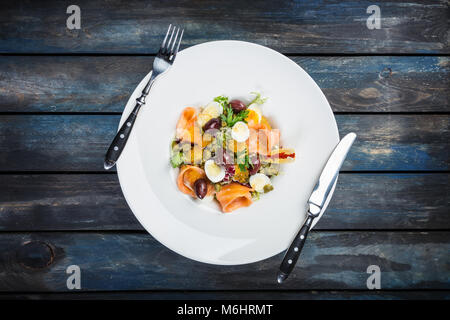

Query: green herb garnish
<box><xmin>232</xmin><ymin>109</ymin><xmax>249</xmax><ymax>125</ymax></box>
<box><xmin>220</xmin><ymin>105</ymin><xmax>234</xmax><ymax>127</ymax></box>
<box><xmin>221</xmin><ymin>104</ymin><xmax>249</xmax><ymax>127</ymax></box>
<box><xmin>215</xmin><ymin>95</ymin><xmax>250</xmax><ymax>127</ymax></box>
<box><xmin>248</xmin><ymin>92</ymin><xmax>267</xmax><ymax>106</ymax></box>
<box><xmin>214</xmin><ymin>95</ymin><xmax>229</xmax><ymax>107</ymax></box>
<box><xmin>237</xmin><ymin>150</ymin><xmax>253</xmax><ymax>172</ymax></box>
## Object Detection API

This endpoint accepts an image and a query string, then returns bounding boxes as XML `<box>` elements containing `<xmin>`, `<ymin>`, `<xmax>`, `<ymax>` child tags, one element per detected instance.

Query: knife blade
<box><xmin>277</xmin><ymin>132</ymin><xmax>357</xmax><ymax>283</ymax></box>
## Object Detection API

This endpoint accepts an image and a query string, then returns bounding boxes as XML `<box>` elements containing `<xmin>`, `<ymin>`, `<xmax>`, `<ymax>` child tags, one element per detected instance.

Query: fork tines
<box><xmin>160</xmin><ymin>24</ymin><xmax>184</xmax><ymax>59</ymax></box>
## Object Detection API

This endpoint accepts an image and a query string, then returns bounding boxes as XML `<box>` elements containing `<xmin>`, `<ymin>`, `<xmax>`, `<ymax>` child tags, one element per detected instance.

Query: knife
<box><xmin>277</xmin><ymin>132</ymin><xmax>357</xmax><ymax>283</ymax></box>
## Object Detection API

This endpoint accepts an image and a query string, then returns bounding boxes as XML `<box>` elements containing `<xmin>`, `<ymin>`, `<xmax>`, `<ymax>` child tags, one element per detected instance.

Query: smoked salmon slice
<box><xmin>176</xmin><ymin>107</ymin><xmax>201</xmax><ymax>144</ymax></box>
<box><xmin>248</xmin><ymin>128</ymin><xmax>280</xmax><ymax>155</ymax></box>
<box><xmin>177</xmin><ymin>165</ymin><xmax>214</xmax><ymax>198</ymax></box>
<box><xmin>216</xmin><ymin>182</ymin><xmax>253</xmax><ymax>213</ymax></box>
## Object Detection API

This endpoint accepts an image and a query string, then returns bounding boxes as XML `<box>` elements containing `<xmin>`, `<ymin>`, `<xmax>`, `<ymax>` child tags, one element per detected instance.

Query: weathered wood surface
<box><xmin>0</xmin><ymin>0</ymin><xmax>448</xmax><ymax>54</ymax></box>
<box><xmin>1</xmin><ymin>291</ymin><xmax>449</xmax><ymax>300</ymax></box>
<box><xmin>0</xmin><ymin>231</ymin><xmax>448</xmax><ymax>291</ymax></box>
<box><xmin>0</xmin><ymin>114</ymin><xmax>448</xmax><ymax>171</ymax></box>
<box><xmin>0</xmin><ymin>56</ymin><xmax>448</xmax><ymax>113</ymax></box>
<box><xmin>0</xmin><ymin>0</ymin><xmax>448</xmax><ymax>299</ymax></box>
<box><xmin>0</xmin><ymin>173</ymin><xmax>448</xmax><ymax>231</ymax></box>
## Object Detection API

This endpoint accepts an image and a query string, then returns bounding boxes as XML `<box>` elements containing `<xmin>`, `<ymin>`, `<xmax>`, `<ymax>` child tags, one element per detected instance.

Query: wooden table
<box><xmin>0</xmin><ymin>0</ymin><xmax>448</xmax><ymax>300</ymax></box>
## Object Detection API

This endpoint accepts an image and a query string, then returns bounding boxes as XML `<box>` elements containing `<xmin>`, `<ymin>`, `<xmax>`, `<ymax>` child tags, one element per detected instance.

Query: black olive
<box><xmin>202</xmin><ymin>118</ymin><xmax>222</xmax><ymax>132</ymax></box>
<box><xmin>248</xmin><ymin>154</ymin><xmax>261</xmax><ymax>176</ymax></box>
<box><xmin>230</xmin><ymin>99</ymin><xmax>247</xmax><ymax>113</ymax></box>
<box><xmin>194</xmin><ymin>178</ymin><xmax>208</xmax><ymax>199</ymax></box>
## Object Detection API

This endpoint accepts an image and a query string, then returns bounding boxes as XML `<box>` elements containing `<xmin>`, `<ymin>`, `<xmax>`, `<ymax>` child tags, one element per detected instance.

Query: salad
<box><xmin>170</xmin><ymin>93</ymin><xmax>295</xmax><ymax>213</ymax></box>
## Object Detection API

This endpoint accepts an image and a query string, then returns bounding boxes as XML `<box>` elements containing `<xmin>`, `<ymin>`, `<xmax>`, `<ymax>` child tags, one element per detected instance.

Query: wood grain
<box><xmin>300</xmin><ymin>56</ymin><xmax>450</xmax><ymax>113</ymax></box>
<box><xmin>339</xmin><ymin>114</ymin><xmax>450</xmax><ymax>171</ymax></box>
<box><xmin>0</xmin><ymin>0</ymin><xmax>448</xmax><ymax>298</ymax></box>
<box><xmin>0</xmin><ymin>0</ymin><xmax>448</xmax><ymax>54</ymax></box>
<box><xmin>0</xmin><ymin>173</ymin><xmax>448</xmax><ymax>231</ymax></box>
<box><xmin>0</xmin><ymin>56</ymin><xmax>448</xmax><ymax>113</ymax></box>
<box><xmin>0</xmin><ymin>231</ymin><xmax>448</xmax><ymax>291</ymax></box>
<box><xmin>0</xmin><ymin>114</ymin><xmax>448</xmax><ymax>171</ymax></box>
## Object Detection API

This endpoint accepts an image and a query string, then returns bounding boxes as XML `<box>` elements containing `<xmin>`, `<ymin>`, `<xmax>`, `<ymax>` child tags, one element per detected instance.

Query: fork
<box><xmin>104</xmin><ymin>24</ymin><xmax>184</xmax><ymax>170</ymax></box>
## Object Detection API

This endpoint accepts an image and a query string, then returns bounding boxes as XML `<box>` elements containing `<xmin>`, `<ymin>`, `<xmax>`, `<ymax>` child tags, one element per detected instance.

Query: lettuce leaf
<box><xmin>170</xmin><ymin>151</ymin><xmax>185</xmax><ymax>168</ymax></box>
<box><xmin>248</xmin><ymin>92</ymin><xmax>267</xmax><ymax>106</ymax></box>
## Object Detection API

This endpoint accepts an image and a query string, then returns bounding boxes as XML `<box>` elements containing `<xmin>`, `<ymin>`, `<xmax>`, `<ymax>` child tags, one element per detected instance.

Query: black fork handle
<box><xmin>104</xmin><ymin>103</ymin><xmax>141</xmax><ymax>170</ymax></box>
<box><xmin>103</xmin><ymin>73</ymin><xmax>157</xmax><ymax>170</ymax></box>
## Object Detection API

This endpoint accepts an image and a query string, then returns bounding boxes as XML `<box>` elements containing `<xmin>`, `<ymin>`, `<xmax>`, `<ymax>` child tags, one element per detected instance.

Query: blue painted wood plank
<box><xmin>0</xmin><ymin>173</ymin><xmax>448</xmax><ymax>231</ymax></box>
<box><xmin>337</xmin><ymin>114</ymin><xmax>450</xmax><ymax>171</ymax></box>
<box><xmin>0</xmin><ymin>56</ymin><xmax>448</xmax><ymax>113</ymax></box>
<box><xmin>0</xmin><ymin>0</ymin><xmax>448</xmax><ymax>54</ymax></box>
<box><xmin>0</xmin><ymin>231</ymin><xmax>448</xmax><ymax>291</ymax></box>
<box><xmin>0</xmin><ymin>115</ymin><xmax>447</xmax><ymax>171</ymax></box>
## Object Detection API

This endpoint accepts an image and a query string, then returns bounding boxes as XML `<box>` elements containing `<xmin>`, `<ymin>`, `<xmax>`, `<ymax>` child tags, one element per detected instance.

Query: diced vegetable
<box><xmin>170</xmin><ymin>151</ymin><xmax>185</xmax><ymax>168</ymax></box>
<box><xmin>251</xmin><ymin>191</ymin><xmax>260</xmax><ymax>201</ymax></box>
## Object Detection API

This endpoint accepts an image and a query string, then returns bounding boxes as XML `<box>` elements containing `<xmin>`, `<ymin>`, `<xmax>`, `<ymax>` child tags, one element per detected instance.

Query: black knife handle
<box><xmin>104</xmin><ymin>103</ymin><xmax>141</xmax><ymax>170</ymax></box>
<box><xmin>277</xmin><ymin>214</ymin><xmax>314</xmax><ymax>283</ymax></box>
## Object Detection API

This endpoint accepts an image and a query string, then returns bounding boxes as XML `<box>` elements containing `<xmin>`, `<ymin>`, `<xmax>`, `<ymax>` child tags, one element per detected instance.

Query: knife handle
<box><xmin>277</xmin><ymin>214</ymin><xmax>314</xmax><ymax>283</ymax></box>
<box><xmin>104</xmin><ymin>103</ymin><xmax>141</xmax><ymax>170</ymax></box>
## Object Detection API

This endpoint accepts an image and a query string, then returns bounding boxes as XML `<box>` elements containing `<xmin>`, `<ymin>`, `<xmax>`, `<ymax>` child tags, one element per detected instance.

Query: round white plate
<box><xmin>117</xmin><ymin>41</ymin><xmax>339</xmax><ymax>265</ymax></box>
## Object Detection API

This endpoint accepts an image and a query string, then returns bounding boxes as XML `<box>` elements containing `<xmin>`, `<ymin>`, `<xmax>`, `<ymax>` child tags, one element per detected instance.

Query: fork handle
<box><xmin>104</xmin><ymin>102</ymin><xmax>142</xmax><ymax>170</ymax></box>
<box><xmin>104</xmin><ymin>73</ymin><xmax>158</xmax><ymax>170</ymax></box>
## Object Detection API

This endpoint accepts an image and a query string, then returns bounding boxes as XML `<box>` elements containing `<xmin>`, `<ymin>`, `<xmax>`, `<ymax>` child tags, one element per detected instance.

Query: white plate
<box><xmin>117</xmin><ymin>41</ymin><xmax>339</xmax><ymax>265</ymax></box>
